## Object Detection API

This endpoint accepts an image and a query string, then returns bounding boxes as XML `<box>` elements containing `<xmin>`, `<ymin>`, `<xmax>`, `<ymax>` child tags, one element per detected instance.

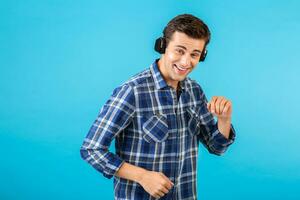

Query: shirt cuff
<box><xmin>103</xmin><ymin>153</ymin><xmax>124</xmax><ymax>179</ymax></box>
<box><xmin>215</xmin><ymin>124</ymin><xmax>236</xmax><ymax>147</ymax></box>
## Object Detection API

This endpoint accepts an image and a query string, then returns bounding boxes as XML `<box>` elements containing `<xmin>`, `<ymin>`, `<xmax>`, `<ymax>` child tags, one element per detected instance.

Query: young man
<box><xmin>80</xmin><ymin>14</ymin><xmax>235</xmax><ymax>200</ymax></box>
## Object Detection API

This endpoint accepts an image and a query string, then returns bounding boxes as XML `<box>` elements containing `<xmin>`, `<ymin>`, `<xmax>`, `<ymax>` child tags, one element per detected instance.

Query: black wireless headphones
<box><xmin>154</xmin><ymin>37</ymin><xmax>207</xmax><ymax>62</ymax></box>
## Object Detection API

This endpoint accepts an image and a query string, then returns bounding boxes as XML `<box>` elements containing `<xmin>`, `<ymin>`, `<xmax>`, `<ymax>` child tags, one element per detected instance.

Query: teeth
<box><xmin>176</xmin><ymin>65</ymin><xmax>187</xmax><ymax>71</ymax></box>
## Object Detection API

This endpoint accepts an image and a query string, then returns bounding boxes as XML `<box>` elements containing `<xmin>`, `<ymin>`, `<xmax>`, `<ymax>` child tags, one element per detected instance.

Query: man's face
<box><xmin>159</xmin><ymin>31</ymin><xmax>206</xmax><ymax>88</ymax></box>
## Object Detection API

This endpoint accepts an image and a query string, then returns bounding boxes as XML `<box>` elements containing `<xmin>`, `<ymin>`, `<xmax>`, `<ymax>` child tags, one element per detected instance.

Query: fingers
<box><xmin>215</xmin><ymin>97</ymin><xmax>224</xmax><ymax>114</ymax></box>
<box><xmin>222</xmin><ymin>100</ymin><xmax>232</xmax><ymax>114</ymax></box>
<box><xmin>151</xmin><ymin>173</ymin><xmax>173</xmax><ymax>198</ymax></box>
<box><xmin>208</xmin><ymin>96</ymin><xmax>232</xmax><ymax>116</ymax></box>
<box><xmin>209</xmin><ymin>96</ymin><xmax>217</xmax><ymax>113</ymax></box>
<box><xmin>151</xmin><ymin>184</ymin><xmax>169</xmax><ymax>199</ymax></box>
<box><xmin>159</xmin><ymin>186</ymin><xmax>169</xmax><ymax>195</ymax></box>
<box><xmin>208</xmin><ymin>96</ymin><xmax>223</xmax><ymax>114</ymax></box>
<box><xmin>219</xmin><ymin>98</ymin><xmax>227</xmax><ymax>114</ymax></box>
<box><xmin>141</xmin><ymin>171</ymin><xmax>174</xmax><ymax>199</ymax></box>
<box><xmin>207</xmin><ymin>102</ymin><xmax>211</xmax><ymax>111</ymax></box>
<box><xmin>159</xmin><ymin>172</ymin><xmax>174</xmax><ymax>190</ymax></box>
<box><xmin>153</xmin><ymin>190</ymin><xmax>165</xmax><ymax>199</ymax></box>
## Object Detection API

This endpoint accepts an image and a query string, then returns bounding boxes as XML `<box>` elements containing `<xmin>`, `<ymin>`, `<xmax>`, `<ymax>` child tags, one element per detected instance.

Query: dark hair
<box><xmin>163</xmin><ymin>14</ymin><xmax>211</xmax><ymax>47</ymax></box>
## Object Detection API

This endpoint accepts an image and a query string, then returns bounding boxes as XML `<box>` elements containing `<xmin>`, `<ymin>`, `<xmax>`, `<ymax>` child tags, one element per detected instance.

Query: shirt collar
<box><xmin>150</xmin><ymin>59</ymin><xmax>168</xmax><ymax>90</ymax></box>
<box><xmin>150</xmin><ymin>59</ymin><xmax>187</xmax><ymax>91</ymax></box>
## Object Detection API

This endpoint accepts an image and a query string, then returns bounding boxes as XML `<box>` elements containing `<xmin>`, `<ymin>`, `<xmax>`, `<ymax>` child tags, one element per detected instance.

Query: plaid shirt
<box><xmin>80</xmin><ymin>60</ymin><xmax>235</xmax><ymax>200</ymax></box>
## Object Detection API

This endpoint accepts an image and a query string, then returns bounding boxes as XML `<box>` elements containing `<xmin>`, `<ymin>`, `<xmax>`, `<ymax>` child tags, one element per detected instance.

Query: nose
<box><xmin>179</xmin><ymin>55</ymin><xmax>191</xmax><ymax>68</ymax></box>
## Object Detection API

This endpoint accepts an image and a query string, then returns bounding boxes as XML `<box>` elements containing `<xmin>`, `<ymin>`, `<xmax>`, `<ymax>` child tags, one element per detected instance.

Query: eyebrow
<box><xmin>175</xmin><ymin>45</ymin><xmax>202</xmax><ymax>53</ymax></box>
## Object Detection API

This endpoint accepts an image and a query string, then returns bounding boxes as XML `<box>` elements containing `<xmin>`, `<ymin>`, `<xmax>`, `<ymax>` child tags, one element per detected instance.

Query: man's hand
<box><xmin>207</xmin><ymin>96</ymin><xmax>232</xmax><ymax>139</ymax></box>
<box><xmin>207</xmin><ymin>96</ymin><xmax>232</xmax><ymax>119</ymax></box>
<box><xmin>115</xmin><ymin>162</ymin><xmax>173</xmax><ymax>199</ymax></box>
<box><xmin>138</xmin><ymin>170</ymin><xmax>174</xmax><ymax>199</ymax></box>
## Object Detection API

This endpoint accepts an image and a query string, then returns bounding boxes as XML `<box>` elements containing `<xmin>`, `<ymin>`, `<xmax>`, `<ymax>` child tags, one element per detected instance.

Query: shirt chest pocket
<box><xmin>142</xmin><ymin>114</ymin><xmax>169</xmax><ymax>143</ymax></box>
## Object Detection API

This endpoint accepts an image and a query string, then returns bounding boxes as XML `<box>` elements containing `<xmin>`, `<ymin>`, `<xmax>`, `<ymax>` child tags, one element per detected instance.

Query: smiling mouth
<box><xmin>173</xmin><ymin>64</ymin><xmax>190</xmax><ymax>73</ymax></box>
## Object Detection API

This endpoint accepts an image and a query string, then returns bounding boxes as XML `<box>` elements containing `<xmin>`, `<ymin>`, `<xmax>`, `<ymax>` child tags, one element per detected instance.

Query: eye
<box><xmin>175</xmin><ymin>49</ymin><xmax>185</xmax><ymax>55</ymax></box>
<box><xmin>191</xmin><ymin>53</ymin><xmax>200</xmax><ymax>59</ymax></box>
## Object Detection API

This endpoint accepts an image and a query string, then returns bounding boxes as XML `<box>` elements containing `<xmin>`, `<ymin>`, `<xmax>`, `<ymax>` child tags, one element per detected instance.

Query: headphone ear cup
<box><xmin>199</xmin><ymin>49</ymin><xmax>207</xmax><ymax>62</ymax></box>
<box><xmin>154</xmin><ymin>37</ymin><xmax>166</xmax><ymax>54</ymax></box>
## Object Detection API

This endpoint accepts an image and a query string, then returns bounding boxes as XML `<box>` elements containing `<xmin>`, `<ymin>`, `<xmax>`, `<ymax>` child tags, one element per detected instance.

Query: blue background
<box><xmin>1</xmin><ymin>0</ymin><xmax>300</xmax><ymax>199</ymax></box>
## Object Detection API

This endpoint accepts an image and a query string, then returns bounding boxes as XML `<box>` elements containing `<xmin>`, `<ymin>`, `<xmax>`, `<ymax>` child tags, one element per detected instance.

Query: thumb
<box><xmin>206</xmin><ymin>102</ymin><xmax>211</xmax><ymax>111</ymax></box>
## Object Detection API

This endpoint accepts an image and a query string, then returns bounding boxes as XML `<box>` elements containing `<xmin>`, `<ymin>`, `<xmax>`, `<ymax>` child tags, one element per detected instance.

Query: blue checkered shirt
<box><xmin>80</xmin><ymin>60</ymin><xmax>235</xmax><ymax>200</ymax></box>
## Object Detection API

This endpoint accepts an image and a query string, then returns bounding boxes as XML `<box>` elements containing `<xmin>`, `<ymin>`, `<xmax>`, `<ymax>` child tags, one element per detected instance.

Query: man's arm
<box><xmin>197</xmin><ymin>94</ymin><xmax>235</xmax><ymax>156</ymax></box>
<box><xmin>80</xmin><ymin>84</ymin><xmax>135</xmax><ymax>179</ymax></box>
<box><xmin>207</xmin><ymin>96</ymin><xmax>233</xmax><ymax>139</ymax></box>
<box><xmin>80</xmin><ymin>84</ymin><xmax>173</xmax><ymax>198</ymax></box>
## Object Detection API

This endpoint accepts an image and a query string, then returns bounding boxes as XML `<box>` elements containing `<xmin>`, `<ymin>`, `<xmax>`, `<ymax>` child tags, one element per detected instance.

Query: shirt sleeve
<box><xmin>80</xmin><ymin>84</ymin><xmax>135</xmax><ymax>179</ymax></box>
<box><xmin>197</xmin><ymin>91</ymin><xmax>236</xmax><ymax>156</ymax></box>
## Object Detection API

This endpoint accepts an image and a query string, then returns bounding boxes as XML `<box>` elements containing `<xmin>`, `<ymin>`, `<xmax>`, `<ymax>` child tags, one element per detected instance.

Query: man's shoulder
<box><xmin>109</xmin><ymin>69</ymin><xmax>152</xmax><ymax>103</ymax></box>
<box><xmin>123</xmin><ymin>68</ymin><xmax>153</xmax><ymax>89</ymax></box>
